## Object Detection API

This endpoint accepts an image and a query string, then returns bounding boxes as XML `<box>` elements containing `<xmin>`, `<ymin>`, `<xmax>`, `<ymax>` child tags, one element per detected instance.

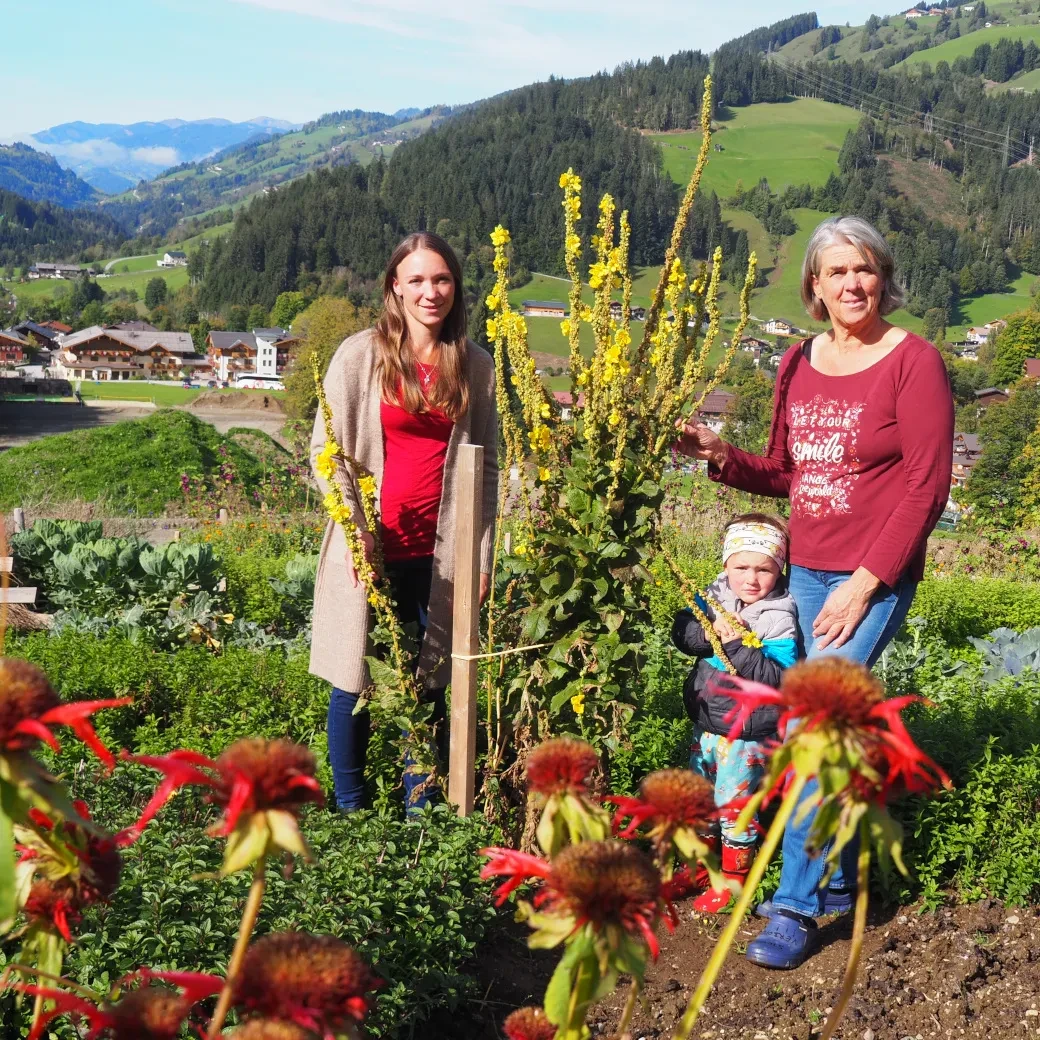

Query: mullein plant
<box><xmin>0</xmin><ymin>655</ymin><xmax>382</xmax><ymax>1040</ymax></box>
<box><xmin>311</xmin><ymin>354</ymin><xmax>442</xmax><ymax>799</ymax></box>
<box><xmin>670</xmin><ymin>658</ymin><xmax>951</xmax><ymax>1040</ymax></box>
<box><xmin>481</xmin><ymin>74</ymin><xmax>758</xmax><ymax>774</ymax></box>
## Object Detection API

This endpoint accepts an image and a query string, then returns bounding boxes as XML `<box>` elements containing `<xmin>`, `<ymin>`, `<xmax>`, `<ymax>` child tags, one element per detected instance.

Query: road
<box><xmin>103</xmin><ymin>253</ymin><xmax>156</xmax><ymax>273</ymax></box>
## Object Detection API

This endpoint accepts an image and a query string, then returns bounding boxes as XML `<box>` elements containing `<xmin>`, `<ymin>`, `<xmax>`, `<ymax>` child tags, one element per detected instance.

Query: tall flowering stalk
<box><xmin>486</xmin><ymin>74</ymin><xmax>757</xmax><ymax>762</ymax></box>
<box><xmin>311</xmin><ymin>355</ymin><xmax>441</xmax><ymax>790</ymax></box>
<box><xmin>671</xmin><ymin>659</ymin><xmax>951</xmax><ymax>1040</ymax></box>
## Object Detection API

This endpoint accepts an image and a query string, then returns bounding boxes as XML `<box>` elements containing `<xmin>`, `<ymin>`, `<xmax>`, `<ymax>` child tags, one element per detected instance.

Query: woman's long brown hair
<box><xmin>375</xmin><ymin>232</ymin><xmax>469</xmax><ymax>421</ymax></box>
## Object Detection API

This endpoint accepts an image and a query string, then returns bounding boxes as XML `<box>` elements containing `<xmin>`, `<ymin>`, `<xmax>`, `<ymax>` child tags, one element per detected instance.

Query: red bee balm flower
<box><xmin>231</xmin><ymin>1022</ymin><xmax>319</xmax><ymax>1040</ymax></box>
<box><xmin>525</xmin><ymin>738</ymin><xmax>610</xmax><ymax>855</ymax></box>
<box><xmin>23</xmin><ymin>877</ymin><xmax>80</xmax><ymax>942</ymax></box>
<box><xmin>232</xmin><ymin>932</ymin><xmax>382</xmax><ymax>1034</ymax></box>
<box><xmin>526</xmin><ymin>738</ymin><xmax>599</xmax><ymax>796</ymax></box>
<box><xmin>481</xmin><ymin>840</ymin><xmax>673</xmax><ymax>958</ymax></box>
<box><xmin>504</xmin><ymin>1006</ymin><xmax>556</xmax><ymax>1040</ymax></box>
<box><xmin>15</xmin><ymin>976</ymin><xmax>223</xmax><ymax>1040</ymax></box>
<box><xmin>717</xmin><ymin>659</ymin><xmax>950</xmax><ymax>797</ymax></box>
<box><xmin>120</xmin><ymin>739</ymin><xmax>324</xmax><ymax>872</ymax></box>
<box><xmin>0</xmin><ymin>658</ymin><xmax>130</xmax><ymax>769</ymax></box>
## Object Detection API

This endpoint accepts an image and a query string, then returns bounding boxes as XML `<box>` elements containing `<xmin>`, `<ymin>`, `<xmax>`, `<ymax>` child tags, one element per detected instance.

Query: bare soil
<box><xmin>437</xmin><ymin>899</ymin><xmax>1040</xmax><ymax>1040</ymax></box>
<box><xmin>187</xmin><ymin>390</ymin><xmax>286</xmax><ymax>414</ymax></box>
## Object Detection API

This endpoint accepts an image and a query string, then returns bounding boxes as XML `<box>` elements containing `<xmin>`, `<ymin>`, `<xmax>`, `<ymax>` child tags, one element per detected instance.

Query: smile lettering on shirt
<box><xmin>788</xmin><ymin>395</ymin><xmax>867</xmax><ymax>518</ymax></box>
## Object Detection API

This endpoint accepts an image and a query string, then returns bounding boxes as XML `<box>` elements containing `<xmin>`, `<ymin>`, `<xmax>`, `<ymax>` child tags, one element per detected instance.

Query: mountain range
<box><xmin>22</xmin><ymin>116</ymin><xmax>303</xmax><ymax>193</ymax></box>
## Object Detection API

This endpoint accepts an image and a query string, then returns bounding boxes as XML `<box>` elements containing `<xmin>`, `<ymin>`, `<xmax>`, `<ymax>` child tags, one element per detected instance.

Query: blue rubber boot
<box><xmin>756</xmin><ymin>888</ymin><xmax>854</xmax><ymax>919</ymax></box>
<box><xmin>745</xmin><ymin>910</ymin><xmax>817</xmax><ymax>970</ymax></box>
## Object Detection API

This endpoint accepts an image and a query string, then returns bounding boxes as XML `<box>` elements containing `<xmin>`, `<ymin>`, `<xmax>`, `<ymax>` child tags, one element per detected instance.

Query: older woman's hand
<box><xmin>812</xmin><ymin>567</ymin><xmax>881</xmax><ymax>651</ymax></box>
<box><xmin>675</xmin><ymin>420</ymin><xmax>729</xmax><ymax>469</ymax></box>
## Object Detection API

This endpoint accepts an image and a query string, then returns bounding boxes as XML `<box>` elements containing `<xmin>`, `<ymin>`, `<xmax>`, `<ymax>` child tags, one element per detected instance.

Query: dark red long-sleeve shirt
<box><xmin>712</xmin><ymin>333</ymin><xmax>954</xmax><ymax>586</ymax></box>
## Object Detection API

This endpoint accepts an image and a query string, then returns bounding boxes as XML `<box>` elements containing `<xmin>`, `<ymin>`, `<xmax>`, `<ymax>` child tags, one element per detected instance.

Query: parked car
<box><xmin>206</xmin><ymin>380</ymin><xmax>217</xmax><ymax>388</ymax></box>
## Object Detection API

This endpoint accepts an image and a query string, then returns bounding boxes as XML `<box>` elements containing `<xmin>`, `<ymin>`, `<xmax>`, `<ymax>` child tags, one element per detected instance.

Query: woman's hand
<box><xmin>674</xmin><ymin>419</ymin><xmax>729</xmax><ymax>469</ymax></box>
<box><xmin>812</xmin><ymin>567</ymin><xmax>881</xmax><ymax>651</ymax></box>
<box><xmin>479</xmin><ymin>572</ymin><xmax>491</xmax><ymax>605</ymax></box>
<box><xmin>346</xmin><ymin>531</ymin><xmax>376</xmax><ymax>588</ymax></box>
<box><xmin>713</xmin><ymin>616</ymin><xmax>741</xmax><ymax>644</ymax></box>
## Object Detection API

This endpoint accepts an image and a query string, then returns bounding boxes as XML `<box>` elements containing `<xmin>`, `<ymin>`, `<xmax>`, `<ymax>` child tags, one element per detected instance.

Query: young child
<box><xmin>671</xmin><ymin>513</ymin><xmax>798</xmax><ymax>913</ymax></box>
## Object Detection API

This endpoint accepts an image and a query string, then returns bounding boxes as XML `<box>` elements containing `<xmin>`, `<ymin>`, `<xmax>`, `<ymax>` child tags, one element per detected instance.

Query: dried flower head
<box><xmin>0</xmin><ymin>657</ymin><xmax>131</xmax><ymax>768</ymax></box>
<box><xmin>104</xmin><ymin>986</ymin><xmax>194</xmax><ymax>1040</ymax></box>
<box><xmin>234</xmin><ymin>932</ymin><xmax>382</xmax><ymax>1031</ymax></box>
<box><xmin>526</xmin><ymin>737</ymin><xmax>599</xmax><ymax>796</ymax></box>
<box><xmin>780</xmin><ymin>658</ymin><xmax>885</xmax><ymax>728</ymax></box>
<box><xmin>504</xmin><ymin>1006</ymin><xmax>556</xmax><ymax>1040</ymax></box>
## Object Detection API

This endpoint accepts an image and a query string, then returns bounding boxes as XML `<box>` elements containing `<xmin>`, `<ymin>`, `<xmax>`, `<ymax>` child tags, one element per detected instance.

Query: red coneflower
<box><xmin>119</xmin><ymin>739</ymin><xmax>324</xmax><ymax>871</ymax></box>
<box><xmin>0</xmin><ymin>657</ymin><xmax>131</xmax><ymax>769</ymax></box>
<box><xmin>503</xmin><ymin>1006</ymin><xmax>556</xmax><ymax>1040</ymax></box>
<box><xmin>232</xmin><ymin>932</ymin><xmax>382</xmax><ymax>1034</ymax></box>
<box><xmin>609</xmin><ymin>769</ymin><xmax>717</xmax><ymax>840</ymax></box>
<box><xmin>23</xmin><ymin>877</ymin><xmax>79</xmax><ymax>942</ymax></box>
<box><xmin>481</xmin><ymin>840</ymin><xmax>672</xmax><ymax>958</ymax></box>
<box><xmin>526</xmin><ymin>738</ymin><xmax>599</xmax><ymax>796</ymax></box>
<box><xmin>14</xmin><ymin>976</ymin><xmax>222</xmax><ymax>1040</ymax></box>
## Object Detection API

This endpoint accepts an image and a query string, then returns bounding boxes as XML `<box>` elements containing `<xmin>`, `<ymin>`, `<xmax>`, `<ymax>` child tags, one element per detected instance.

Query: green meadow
<box><xmin>648</xmin><ymin>98</ymin><xmax>861</xmax><ymax>200</ymax></box>
<box><xmin>897</xmin><ymin>23</ymin><xmax>1040</xmax><ymax>68</ymax></box>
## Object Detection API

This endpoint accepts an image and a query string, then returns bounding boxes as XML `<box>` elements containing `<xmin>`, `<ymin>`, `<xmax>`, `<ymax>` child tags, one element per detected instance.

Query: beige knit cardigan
<box><xmin>308</xmin><ymin>328</ymin><xmax>499</xmax><ymax>693</ymax></box>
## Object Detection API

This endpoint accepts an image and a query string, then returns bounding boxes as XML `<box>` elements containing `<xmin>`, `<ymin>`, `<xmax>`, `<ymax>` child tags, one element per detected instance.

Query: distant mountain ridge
<box><xmin>0</xmin><ymin>144</ymin><xmax>99</xmax><ymax>209</ymax></box>
<box><xmin>27</xmin><ymin>116</ymin><xmax>304</xmax><ymax>194</ymax></box>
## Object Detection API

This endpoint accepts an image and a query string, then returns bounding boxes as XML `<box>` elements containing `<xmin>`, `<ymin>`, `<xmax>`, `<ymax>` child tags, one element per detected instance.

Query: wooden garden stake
<box><xmin>449</xmin><ymin>444</ymin><xmax>482</xmax><ymax>816</ymax></box>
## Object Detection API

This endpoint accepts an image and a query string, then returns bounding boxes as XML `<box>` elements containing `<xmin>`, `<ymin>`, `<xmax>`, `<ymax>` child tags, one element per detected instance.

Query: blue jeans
<box><xmin>770</xmin><ymin>565</ymin><xmax>918</xmax><ymax>918</ymax></box>
<box><xmin>327</xmin><ymin>556</ymin><xmax>447</xmax><ymax>813</ymax></box>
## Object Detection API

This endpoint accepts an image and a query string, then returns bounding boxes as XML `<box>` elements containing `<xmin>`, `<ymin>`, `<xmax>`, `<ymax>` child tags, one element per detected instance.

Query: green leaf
<box><xmin>543</xmin><ymin>950</ymin><xmax>577</xmax><ymax>1025</ymax></box>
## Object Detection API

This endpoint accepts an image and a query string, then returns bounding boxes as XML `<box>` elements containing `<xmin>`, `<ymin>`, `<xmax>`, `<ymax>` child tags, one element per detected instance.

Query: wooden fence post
<box><xmin>448</xmin><ymin>444</ymin><xmax>483</xmax><ymax>817</ymax></box>
<box><xmin>12</xmin><ymin>508</ymin><xmax>25</xmax><ymax>533</ymax></box>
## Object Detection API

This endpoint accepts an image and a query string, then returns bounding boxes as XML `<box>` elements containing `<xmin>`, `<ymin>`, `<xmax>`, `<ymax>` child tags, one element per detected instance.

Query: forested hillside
<box><xmin>0</xmin><ymin>189</ymin><xmax>126</xmax><ymax>268</ymax></box>
<box><xmin>0</xmin><ymin>144</ymin><xmax>99</xmax><ymax>209</ymax></box>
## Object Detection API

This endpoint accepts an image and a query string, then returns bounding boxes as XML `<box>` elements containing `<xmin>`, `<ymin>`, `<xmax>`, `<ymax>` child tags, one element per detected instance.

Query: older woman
<box><xmin>309</xmin><ymin>231</ymin><xmax>498</xmax><ymax>814</ymax></box>
<box><xmin>677</xmin><ymin>215</ymin><xmax>953</xmax><ymax>969</ymax></box>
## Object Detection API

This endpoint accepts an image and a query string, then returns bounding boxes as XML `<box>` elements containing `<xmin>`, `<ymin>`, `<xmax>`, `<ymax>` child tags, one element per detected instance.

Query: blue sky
<box><xmin>2</xmin><ymin>0</ymin><xmax>885</xmax><ymax>137</ymax></box>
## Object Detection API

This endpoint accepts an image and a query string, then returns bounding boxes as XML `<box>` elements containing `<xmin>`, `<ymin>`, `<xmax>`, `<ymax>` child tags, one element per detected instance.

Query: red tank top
<box><xmin>379</xmin><ymin>366</ymin><xmax>454</xmax><ymax>561</ymax></box>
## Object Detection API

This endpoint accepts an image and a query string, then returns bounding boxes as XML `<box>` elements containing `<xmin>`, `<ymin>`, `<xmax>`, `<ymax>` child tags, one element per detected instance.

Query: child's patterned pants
<box><xmin>689</xmin><ymin>728</ymin><xmax>767</xmax><ymax>845</ymax></box>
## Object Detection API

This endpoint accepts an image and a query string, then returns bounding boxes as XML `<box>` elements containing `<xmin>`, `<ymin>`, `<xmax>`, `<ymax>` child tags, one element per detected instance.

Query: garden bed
<box><xmin>447</xmin><ymin>898</ymin><xmax>1040</xmax><ymax>1039</ymax></box>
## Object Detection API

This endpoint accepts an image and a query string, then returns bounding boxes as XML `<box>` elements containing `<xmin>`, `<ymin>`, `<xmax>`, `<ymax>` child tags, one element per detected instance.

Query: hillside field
<box><xmin>647</xmin><ymin>99</ymin><xmax>861</xmax><ymax>200</ymax></box>
<box><xmin>10</xmin><ymin>264</ymin><xmax>188</xmax><ymax>305</ymax></box>
<box><xmin>897</xmin><ymin>22</ymin><xmax>1040</xmax><ymax>68</ymax></box>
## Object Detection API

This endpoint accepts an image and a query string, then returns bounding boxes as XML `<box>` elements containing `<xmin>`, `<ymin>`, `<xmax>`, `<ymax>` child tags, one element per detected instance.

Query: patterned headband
<box><xmin>722</xmin><ymin>522</ymin><xmax>787</xmax><ymax>569</ymax></box>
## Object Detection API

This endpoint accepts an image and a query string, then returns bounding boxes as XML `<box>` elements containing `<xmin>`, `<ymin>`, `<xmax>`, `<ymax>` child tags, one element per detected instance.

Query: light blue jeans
<box><xmin>770</xmin><ymin>565</ymin><xmax>918</xmax><ymax>919</ymax></box>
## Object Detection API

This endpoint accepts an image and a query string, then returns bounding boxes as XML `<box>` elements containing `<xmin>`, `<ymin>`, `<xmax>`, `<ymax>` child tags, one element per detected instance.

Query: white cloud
<box><xmin>131</xmin><ymin>145</ymin><xmax>180</xmax><ymax>166</ymax></box>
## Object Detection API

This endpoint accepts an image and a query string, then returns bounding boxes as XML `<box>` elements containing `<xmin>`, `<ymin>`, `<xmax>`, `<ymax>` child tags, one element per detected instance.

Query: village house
<box><xmin>157</xmin><ymin>251</ymin><xmax>188</xmax><ymax>268</ymax></box>
<box><xmin>522</xmin><ymin>300</ymin><xmax>567</xmax><ymax>318</ymax></box>
<box><xmin>206</xmin><ymin>328</ymin><xmax>296</xmax><ymax>383</ymax></box>
<box><xmin>762</xmin><ymin>318</ymin><xmax>798</xmax><ymax>336</ymax></box>
<box><xmin>27</xmin><ymin>262</ymin><xmax>84</xmax><ymax>280</ymax></box>
<box><xmin>975</xmin><ymin>387</ymin><xmax>1009</xmax><ymax>409</ymax></box>
<box><xmin>0</xmin><ymin>329</ymin><xmax>28</xmax><ymax>366</ymax></box>
<box><xmin>958</xmin><ymin>347</ymin><xmax>979</xmax><ymax>361</ymax></box>
<box><xmin>38</xmin><ymin>320</ymin><xmax>72</xmax><ymax>335</ymax></box>
<box><xmin>12</xmin><ymin>319</ymin><xmax>62</xmax><ymax>346</ymax></box>
<box><xmin>696</xmin><ymin>389</ymin><xmax>736</xmax><ymax>433</ymax></box>
<box><xmin>904</xmin><ymin>8</ymin><xmax>926</xmax><ymax>17</ymax></box>
<box><xmin>552</xmin><ymin>390</ymin><xmax>586</xmax><ymax>420</ymax></box>
<box><xmin>607</xmin><ymin>301</ymin><xmax>648</xmax><ymax>321</ymax></box>
<box><xmin>951</xmin><ymin>431</ymin><xmax>981</xmax><ymax>489</ymax></box>
<box><xmin>54</xmin><ymin>325</ymin><xmax>197</xmax><ymax>381</ymax></box>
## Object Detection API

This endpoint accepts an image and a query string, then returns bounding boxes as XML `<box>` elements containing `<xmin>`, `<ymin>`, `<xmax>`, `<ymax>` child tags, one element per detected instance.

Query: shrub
<box><xmin>910</xmin><ymin>576</ymin><xmax>1040</xmax><ymax>644</ymax></box>
<box><xmin>0</xmin><ymin>411</ymin><xmax>273</xmax><ymax>514</ymax></box>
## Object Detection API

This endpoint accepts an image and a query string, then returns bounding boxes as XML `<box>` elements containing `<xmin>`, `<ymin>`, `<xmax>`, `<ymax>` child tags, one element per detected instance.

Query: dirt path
<box><xmin>438</xmin><ymin>899</ymin><xmax>1040</xmax><ymax>1039</ymax></box>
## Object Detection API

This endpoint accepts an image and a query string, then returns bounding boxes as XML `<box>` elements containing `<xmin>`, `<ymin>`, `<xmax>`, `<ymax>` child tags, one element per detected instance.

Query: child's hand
<box><xmin>713</xmin><ymin>616</ymin><xmax>740</xmax><ymax>643</ymax></box>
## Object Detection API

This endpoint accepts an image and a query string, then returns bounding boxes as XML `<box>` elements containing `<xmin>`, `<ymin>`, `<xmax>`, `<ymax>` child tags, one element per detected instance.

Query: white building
<box><xmin>158</xmin><ymin>251</ymin><xmax>188</xmax><ymax>268</ymax></box>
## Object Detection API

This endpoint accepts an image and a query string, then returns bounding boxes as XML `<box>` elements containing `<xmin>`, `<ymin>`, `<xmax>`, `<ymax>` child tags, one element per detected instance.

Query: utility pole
<box><xmin>1003</xmin><ymin>123</ymin><xmax>1011</xmax><ymax>168</ymax></box>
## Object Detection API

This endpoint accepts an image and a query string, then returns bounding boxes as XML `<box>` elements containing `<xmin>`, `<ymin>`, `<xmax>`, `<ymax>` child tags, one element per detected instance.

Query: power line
<box><xmin>771</xmin><ymin>56</ymin><xmax>1033</xmax><ymax>160</ymax></box>
<box><xmin>771</xmin><ymin>55</ymin><xmax>1026</xmax><ymax>149</ymax></box>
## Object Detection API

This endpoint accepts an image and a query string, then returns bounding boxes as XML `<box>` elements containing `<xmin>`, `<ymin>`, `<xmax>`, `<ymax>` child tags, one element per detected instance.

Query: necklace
<box><xmin>416</xmin><ymin>360</ymin><xmax>437</xmax><ymax>393</ymax></box>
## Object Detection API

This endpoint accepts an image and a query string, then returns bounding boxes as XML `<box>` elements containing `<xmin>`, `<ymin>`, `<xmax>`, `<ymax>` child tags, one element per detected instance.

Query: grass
<box><xmin>948</xmin><ymin>269</ymin><xmax>1035</xmax><ymax>340</ymax></box>
<box><xmin>989</xmin><ymin>66</ymin><xmax>1040</xmax><ymax>91</ymax></box>
<box><xmin>74</xmin><ymin>383</ymin><xmax>288</xmax><ymax>406</ymax></box>
<box><xmin>0</xmin><ymin>410</ymin><xmax>271</xmax><ymax>514</ymax></box>
<box><xmin>647</xmin><ymin>99</ymin><xmax>862</xmax><ymax>200</ymax></box>
<box><xmin>897</xmin><ymin>23</ymin><xmax>1040</xmax><ymax>68</ymax></box>
<box><xmin>9</xmin><ymin>265</ymin><xmax>188</xmax><ymax>306</ymax></box>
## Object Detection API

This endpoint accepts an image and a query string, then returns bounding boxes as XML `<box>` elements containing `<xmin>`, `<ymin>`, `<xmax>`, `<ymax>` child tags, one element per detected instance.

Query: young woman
<box><xmin>309</xmin><ymin>232</ymin><xmax>498</xmax><ymax>812</ymax></box>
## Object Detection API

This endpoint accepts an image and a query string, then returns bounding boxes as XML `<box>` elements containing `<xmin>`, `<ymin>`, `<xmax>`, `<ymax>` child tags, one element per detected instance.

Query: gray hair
<box><xmin>800</xmin><ymin>216</ymin><xmax>906</xmax><ymax>321</ymax></box>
